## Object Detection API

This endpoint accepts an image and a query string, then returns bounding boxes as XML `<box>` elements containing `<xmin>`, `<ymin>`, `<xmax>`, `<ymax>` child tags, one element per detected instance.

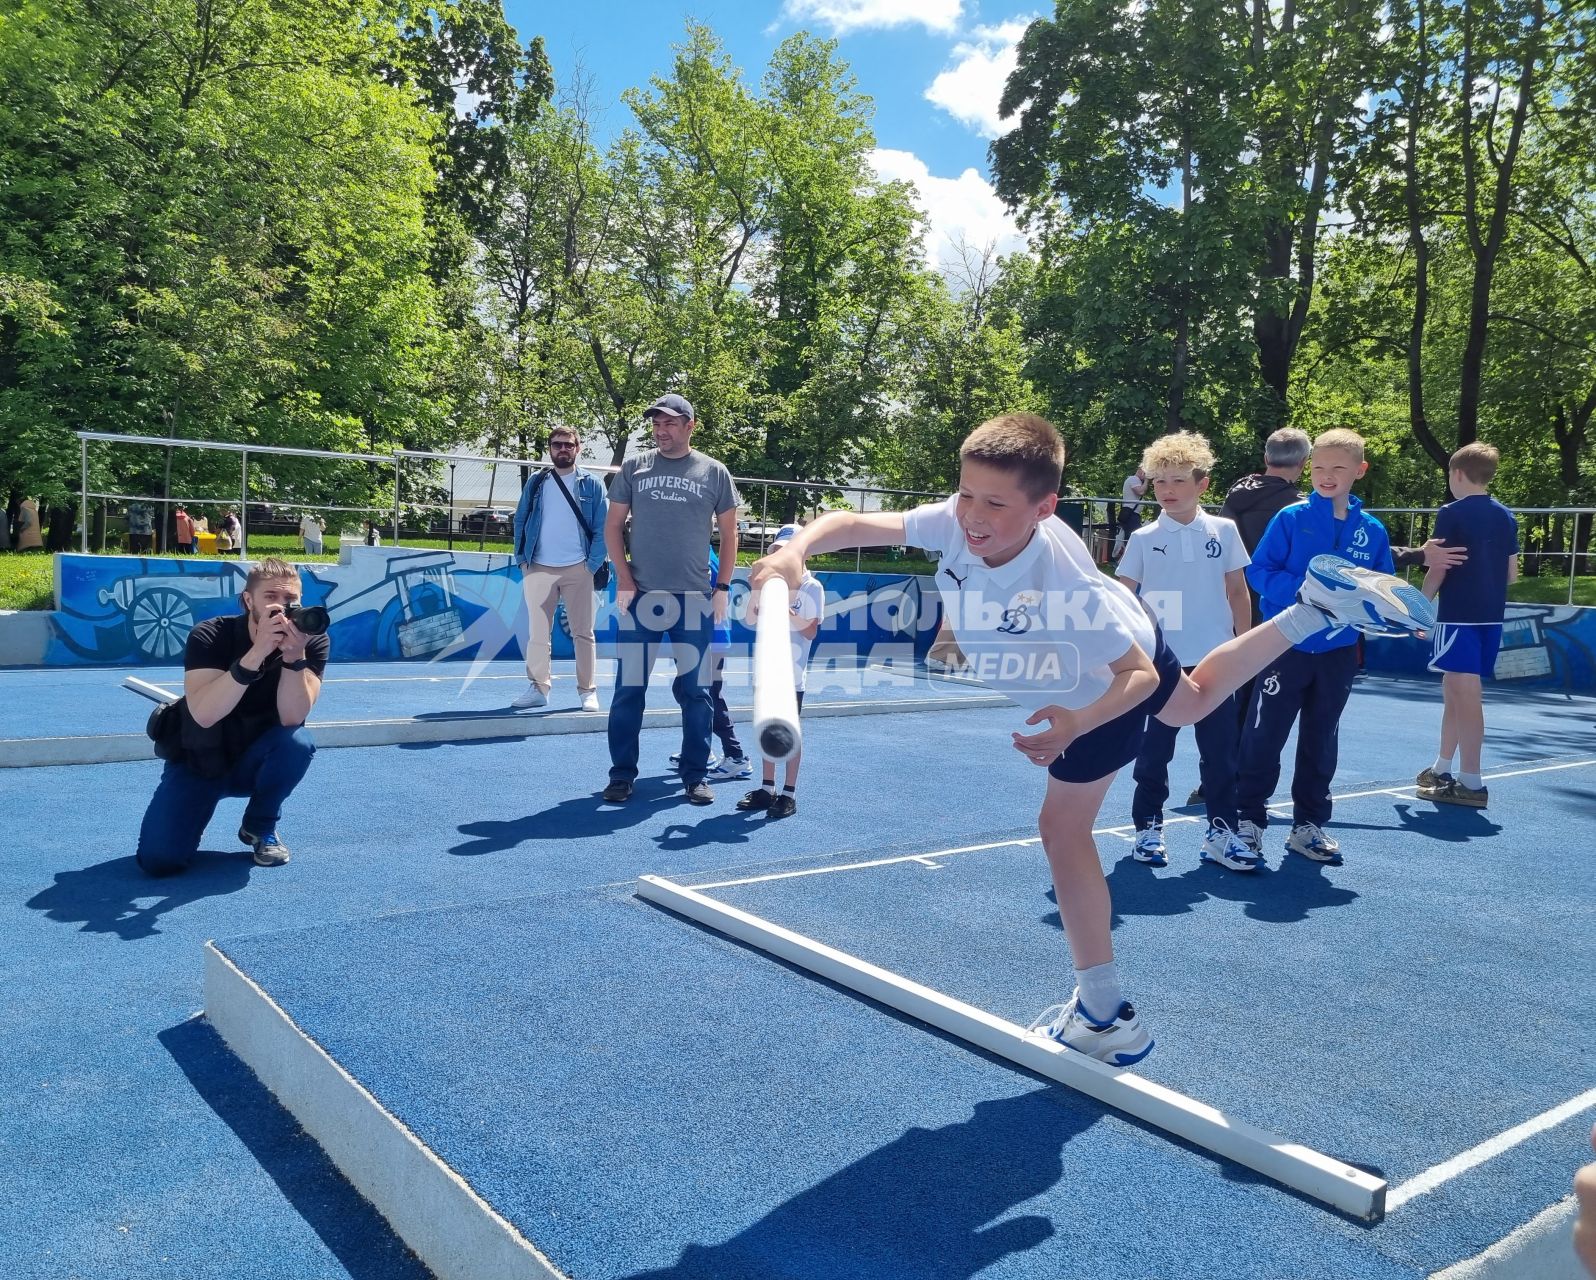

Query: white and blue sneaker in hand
<box><xmin>1200</xmin><ymin>819</ymin><xmax>1261</xmax><ymax>872</ymax></box>
<box><xmin>706</xmin><ymin>756</ymin><xmax>753</xmax><ymax>782</ymax></box>
<box><xmin>1029</xmin><ymin>992</ymin><xmax>1154</xmax><ymax>1067</ymax></box>
<box><xmin>1299</xmin><ymin>554</ymin><xmax>1436</xmax><ymax>637</ymax></box>
<box><xmin>1131</xmin><ymin>821</ymin><xmax>1167</xmax><ymax>866</ymax></box>
<box><xmin>1286</xmin><ymin>822</ymin><xmax>1342</xmax><ymax>865</ymax></box>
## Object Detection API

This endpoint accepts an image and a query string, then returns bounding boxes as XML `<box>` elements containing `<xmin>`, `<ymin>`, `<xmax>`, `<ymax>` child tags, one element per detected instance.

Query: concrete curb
<box><xmin>0</xmin><ymin>694</ymin><xmax>1010</xmax><ymax>768</ymax></box>
<box><xmin>204</xmin><ymin>945</ymin><xmax>564</xmax><ymax>1280</ymax></box>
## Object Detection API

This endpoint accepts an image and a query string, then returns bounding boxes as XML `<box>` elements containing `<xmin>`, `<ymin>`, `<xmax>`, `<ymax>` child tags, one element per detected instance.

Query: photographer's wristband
<box><xmin>230</xmin><ymin>658</ymin><xmax>265</xmax><ymax>685</ymax></box>
<box><xmin>282</xmin><ymin>657</ymin><xmax>310</xmax><ymax>672</ymax></box>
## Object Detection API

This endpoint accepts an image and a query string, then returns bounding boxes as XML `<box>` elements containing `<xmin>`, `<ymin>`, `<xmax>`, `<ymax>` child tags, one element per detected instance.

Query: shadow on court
<box><xmin>159</xmin><ymin>1018</ymin><xmax>429</xmax><ymax>1280</ymax></box>
<box><xmin>617</xmin><ymin>1087</ymin><xmax>1089</xmax><ymax>1280</ymax></box>
<box><xmin>1091</xmin><ymin>853</ymin><xmax>1360</xmax><ymax>928</ymax></box>
<box><xmin>450</xmin><ymin>779</ymin><xmax>695</xmax><ymax>855</ymax></box>
<box><xmin>25</xmin><ymin>853</ymin><xmax>252</xmax><ymax>941</ymax></box>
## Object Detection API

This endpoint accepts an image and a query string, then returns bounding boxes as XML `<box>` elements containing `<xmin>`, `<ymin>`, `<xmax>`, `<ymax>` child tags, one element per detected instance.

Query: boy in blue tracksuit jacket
<box><xmin>1235</xmin><ymin>428</ymin><xmax>1394</xmax><ymax>866</ymax></box>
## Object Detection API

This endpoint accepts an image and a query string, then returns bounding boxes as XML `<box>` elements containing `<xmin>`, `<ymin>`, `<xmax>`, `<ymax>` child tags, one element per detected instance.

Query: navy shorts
<box><xmin>1048</xmin><ymin>632</ymin><xmax>1184</xmax><ymax>784</ymax></box>
<box><xmin>1429</xmin><ymin>623</ymin><xmax>1502</xmax><ymax>677</ymax></box>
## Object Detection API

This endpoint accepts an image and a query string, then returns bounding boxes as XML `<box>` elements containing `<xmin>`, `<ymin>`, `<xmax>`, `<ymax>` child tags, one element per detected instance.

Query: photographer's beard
<box><xmin>241</xmin><ymin>593</ymin><xmax>298</xmax><ymax>641</ymax></box>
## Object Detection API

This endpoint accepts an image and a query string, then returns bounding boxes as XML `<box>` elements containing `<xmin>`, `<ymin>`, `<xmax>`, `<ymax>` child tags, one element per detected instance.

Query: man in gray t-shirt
<box><xmin>602</xmin><ymin>392</ymin><xmax>741</xmax><ymax>805</ymax></box>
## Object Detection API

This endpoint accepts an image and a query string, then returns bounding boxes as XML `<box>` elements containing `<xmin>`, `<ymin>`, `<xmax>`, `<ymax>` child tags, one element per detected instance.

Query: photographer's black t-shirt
<box><xmin>184</xmin><ymin>614</ymin><xmax>331</xmax><ymax>722</ymax></box>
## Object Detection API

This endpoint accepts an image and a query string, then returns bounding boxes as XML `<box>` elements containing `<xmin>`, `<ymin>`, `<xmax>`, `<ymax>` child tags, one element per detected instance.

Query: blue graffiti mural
<box><xmin>44</xmin><ymin>551</ymin><xmax>937</xmax><ymax>667</ymax></box>
<box><xmin>1364</xmin><ymin>604</ymin><xmax>1596</xmax><ymax>691</ymax></box>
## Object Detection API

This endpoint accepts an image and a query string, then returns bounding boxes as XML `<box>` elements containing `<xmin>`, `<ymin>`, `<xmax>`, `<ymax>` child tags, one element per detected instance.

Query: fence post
<box><xmin>240</xmin><ymin>449</ymin><xmax>248</xmax><ymax>559</ymax></box>
<box><xmin>80</xmin><ymin>436</ymin><xmax>89</xmax><ymax>553</ymax></box>
<box><xmin>392</xmin><ymin>456</ymin><xmax>402</xmax><ymax>546</ymax></box>
<box><xmin>1572</xmin><ymin>511</ymin><xmax>1582</xmax><ymax>606</ymax></box>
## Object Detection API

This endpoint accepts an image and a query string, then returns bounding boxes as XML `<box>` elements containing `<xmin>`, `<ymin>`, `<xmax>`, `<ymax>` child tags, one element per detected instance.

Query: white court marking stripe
<box><xmin>1386</xmin><ymin>1088</ymin><xmax>1596</xmax><ymax>1211</ymax></box>
<box><xmin>698</xmin><ymin>757</ymin><xmax>1595</xmax><ymax>888</ymax></box>
<box><xmin>636</xmin><ymin>874</ymin><xmax>1387</xmax><ymax>1220</ymax></box>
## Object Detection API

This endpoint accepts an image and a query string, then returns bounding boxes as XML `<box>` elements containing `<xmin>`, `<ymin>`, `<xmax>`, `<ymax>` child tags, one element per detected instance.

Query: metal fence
<box><xmin>73</xmin><ymin>431</ymin><xmax>1594</xmax><ymax>604</ymax></box>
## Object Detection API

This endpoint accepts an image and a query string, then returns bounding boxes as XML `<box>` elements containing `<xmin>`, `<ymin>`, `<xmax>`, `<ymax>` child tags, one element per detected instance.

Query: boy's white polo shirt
<box><xmin>904</xmin><ymin>496</ymin><xmax>1154</xmax><ymax>714</ymax></box>
<box><xmin>1116</xmin><ymin>510</ymin><xmax>1249</xmax><ymax>665</ymax></box>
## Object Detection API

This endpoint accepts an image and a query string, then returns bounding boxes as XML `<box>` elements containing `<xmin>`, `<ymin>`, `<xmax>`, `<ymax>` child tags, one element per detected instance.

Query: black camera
<box><xmin>273</xmin><ymin>603</ymin><xmax>330</xmax><ymax>635</ymax></box>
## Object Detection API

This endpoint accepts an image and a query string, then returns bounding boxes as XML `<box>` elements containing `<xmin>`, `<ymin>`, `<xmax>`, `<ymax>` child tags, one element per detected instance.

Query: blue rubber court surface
<box><xmin>2</xmin><ymin>669</ymin><xmax>1592</xmax><ymax>1278</ymax></box>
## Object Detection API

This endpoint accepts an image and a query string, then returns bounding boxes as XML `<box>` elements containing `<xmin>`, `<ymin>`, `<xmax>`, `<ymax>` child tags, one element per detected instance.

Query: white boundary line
<box><xmin>1387</xmin><ymin>1088</ymin><xmax>1596</xmax><ymax>1211</ymax></box>
<box><xmin>693</xmin><ymin>757</ymin><xmax>1596</xmax><ymax>889</ymax></box>
<box><xmin>634</xmin><ymin>873</ymin><xmax>1388</xmax><ymax>1221</ymax></box>
<box><xmin>203</xmin><ymin>943</ymin><xmax>564</xmax><ymax>1280</ymax></box>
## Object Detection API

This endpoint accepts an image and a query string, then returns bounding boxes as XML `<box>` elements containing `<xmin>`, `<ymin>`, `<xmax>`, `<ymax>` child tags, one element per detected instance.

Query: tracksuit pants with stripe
<box><xmin>1235</xmin><ymin>645</ymin><xmax>1358</xmax><ymax>831</ymax></box>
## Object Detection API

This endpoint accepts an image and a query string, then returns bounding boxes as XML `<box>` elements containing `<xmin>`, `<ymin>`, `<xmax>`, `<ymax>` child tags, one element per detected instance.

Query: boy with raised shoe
<box><xmin>750</xmin><ymin>413</ymin><xmax>1431</xmax><ymax>1068</ymax></box>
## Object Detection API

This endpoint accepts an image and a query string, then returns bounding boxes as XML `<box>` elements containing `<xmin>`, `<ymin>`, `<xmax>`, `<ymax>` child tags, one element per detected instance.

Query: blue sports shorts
<box><xmin>1049</xmin><ymin>630</ymin><xmax>1183</xmax><ymax>784</ymax></box>
<box><xmin>1429</xmin><ymin>623</ymin><xmax>1502</xmax><ymax>678</ymax></box>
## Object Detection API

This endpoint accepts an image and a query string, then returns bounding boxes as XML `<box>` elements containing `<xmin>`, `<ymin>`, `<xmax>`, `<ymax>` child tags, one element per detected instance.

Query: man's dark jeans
<box><xmin>136</xmin><ymin>724</ymin><xmax>315</xmax><ymax>876</ymax></box>
<box><xmin>608</xmin><ymin>591</ymin><xmax>715</xmax><ymax>787</ymax></box>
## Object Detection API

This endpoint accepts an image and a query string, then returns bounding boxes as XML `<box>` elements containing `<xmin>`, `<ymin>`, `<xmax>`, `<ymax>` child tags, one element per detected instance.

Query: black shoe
<box><xmin>684</xmin><ymin>781</ymin><xmax>714</xmax><ymax>806</ymax></box>
<box><xmin>767</xmin><ymin>793</ymin><xmax>797</xmax><ymax>819</ymax></box>
<box><xmin>601</xmin><ymin>780</ymin><xmax>633</xmax><ymax>803</ymax></box>
<box><xmin>1186</xmin><ymin>786</ymin><xmax>1204</xmax><ymax>806</ymax></box>
<box><xmin>736</xmin><ymin>788</ymin><xmax>774</xmax><ymax>811</ymax></box>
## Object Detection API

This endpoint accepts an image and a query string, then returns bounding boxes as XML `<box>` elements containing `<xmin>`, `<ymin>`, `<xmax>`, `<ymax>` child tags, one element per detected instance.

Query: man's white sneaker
<box><xmin>1028</xmin><ymin>993</ymin><xmax>1154</xmax><ymax>1067</ymax></box>
<box><xmin>1299</xmin><ymin>554</ymin><xmax>1437</xmax><ymax>637</ymax></box>
<box><xmin>705</xmin><ymin>756</ymin><xmax>752</xmax><ymax>782</ymax></box>
<box><xmin>1131</xmin><ymin>821</ymin><xmax>1167</xmax><ymax>866</ymax></box>
<box><xmin>511</xmin><ymin>684</ymin><xmax>547</xmax><ymax>709</ymax></box>
<box><xmin>1200</xmin><ymin>820</ymin><xmax>1261</xmax><ymax>872</ymax></box>
<box><xmin>579</xmin><ymin>690</ymin><xmax>601</xmax><ymax>713</ymax></box>
<box><xmin>1286</xmin><ymin>822</ymin><xmax>1343</xmax><ymax>865</ymax></box>
<box><xmin>1236</xmin><ymin>818</ymin><xmax>1264</xmax><ymax>853</ymax></box>
<box><xmin>669</xmin><ymin>751</ymin><xmax>719</xmax><ymax>771</ymax></box>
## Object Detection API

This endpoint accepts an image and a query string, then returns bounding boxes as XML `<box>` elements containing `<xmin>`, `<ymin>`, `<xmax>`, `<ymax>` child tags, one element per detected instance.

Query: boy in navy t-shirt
<box><xmin>1416</xmin><ymin>443</ymin><xmax>1520</xmax><ymax>807</ymax></box>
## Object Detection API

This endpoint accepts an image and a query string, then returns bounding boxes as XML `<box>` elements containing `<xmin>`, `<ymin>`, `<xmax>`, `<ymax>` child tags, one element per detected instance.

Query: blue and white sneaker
<box><xmin>1286</xmin><ymin>822</ymin><xmax>1342</xmax><ymax>865</ymax></box>
<box><xmin>1200</xmin><ymin>820</ymin><xmax>1261</xmax><ymax>872</ymax></box>
<box><xmin>705</xmin><ymin>756</ymin><xmax>753</xmax><ymax>782</ymax></box>
<box><xmin>669</xmin><ymin>751</ymin><xmax>719</xmax><ymax>772</ymax></box>
<box><xmin>1131</xmin><ymin>820</ymin><xmax>1167</xmax><ymax>866</ymax></box>
<box><xmin>1300</xmin><ymin>554</ymin><xmax>1436</xmax><ymax>637</ymax></box>
<box><xmin>1029</xmin><ymin>993</ymin><xmax>1154</xmax><ymax>1067</ymax></box>
<box><xmin>239</xmin><ymin>825</ymin><xmax>290</xmax><ymax>867</ymax></box>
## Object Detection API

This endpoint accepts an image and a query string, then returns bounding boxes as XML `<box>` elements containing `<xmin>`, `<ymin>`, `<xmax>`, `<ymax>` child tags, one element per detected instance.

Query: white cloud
<box><xmin>925</xmin><ymin>18</ymin><xmax>1034</xmax><ymax>138</ymax></box>
<box><xmin>870</xmin><ymin>147</ymin><xmax>1028</xmax><ymax>276</ymax></box>
<box><xmin>779</xmin><ymin>0</ymin><xmax>962</xmax><ymax>36</ymax></box>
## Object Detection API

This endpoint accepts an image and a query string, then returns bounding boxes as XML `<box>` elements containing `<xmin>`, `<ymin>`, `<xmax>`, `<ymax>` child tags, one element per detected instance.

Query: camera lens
<box><xmin>285</xmin><ymin>604</ymin><xmax>330</xmax><ymax>635</ymax></box>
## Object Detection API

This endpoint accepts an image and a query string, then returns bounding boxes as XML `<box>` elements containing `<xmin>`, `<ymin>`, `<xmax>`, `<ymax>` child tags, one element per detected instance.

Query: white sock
<box><xmin>1431</xmin><ymin>754</ymin><xmax>1454</xmax><ymax>775</ymax></box>
<box><xmin>1073</xmin><ymin>962</ymin><xmax>1124</xmax><ymax>1024</ymax></box>
<box><xmin>1459</xmin><ymin>771</ymin><xmax>1483</xmax><ymax>790</ymax></box>
<box><xmin>1272</xmin><ymin>602</ymin><xmax>1330</xmax><ymax>647</ymax></box>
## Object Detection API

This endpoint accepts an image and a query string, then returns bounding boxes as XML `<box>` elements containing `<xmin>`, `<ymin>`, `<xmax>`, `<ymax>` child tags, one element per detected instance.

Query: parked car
<box><xmin>458</xmin><ymin>507</ymin><xmax>514</xmax><ymax>535</ymax></box>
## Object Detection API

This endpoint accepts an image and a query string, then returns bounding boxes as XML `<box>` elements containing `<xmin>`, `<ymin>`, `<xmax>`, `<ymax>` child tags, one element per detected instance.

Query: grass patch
<box><xmin>0</xmin><ymin>554</ymin><xmax>55</xmax><ymax>611</ymax></box>
<box><xmin>1506</xmin><ymin>574</ymin><xmax>1596</xmax><ymax>607</ymax></box>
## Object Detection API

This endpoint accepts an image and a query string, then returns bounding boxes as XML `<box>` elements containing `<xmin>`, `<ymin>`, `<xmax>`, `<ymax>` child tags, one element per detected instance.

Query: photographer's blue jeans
<box><xmin>136</xmin><ymin>725</ymin><xmax>316</xmax><ymax>876</ymax></box>
<box><xmin>608</xmin><ymin>591</ymin><xmax>714</xmax><ymax>787</ymax></box>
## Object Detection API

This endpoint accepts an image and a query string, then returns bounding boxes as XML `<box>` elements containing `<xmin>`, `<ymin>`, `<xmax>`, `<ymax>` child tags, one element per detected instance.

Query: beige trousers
<box><xmin>523</xmin><ymin>561</ymin><xmax>597</xmax><ymax>693</ymax></box>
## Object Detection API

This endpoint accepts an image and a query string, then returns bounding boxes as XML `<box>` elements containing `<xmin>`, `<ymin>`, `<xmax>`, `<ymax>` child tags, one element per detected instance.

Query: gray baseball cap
<box><xmin>643</xmin><ymin>393</ymin><xmax>694</xmax><ymax>421</ymax></box>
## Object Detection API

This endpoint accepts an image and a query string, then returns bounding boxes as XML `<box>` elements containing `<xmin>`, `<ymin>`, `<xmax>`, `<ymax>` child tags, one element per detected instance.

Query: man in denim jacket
<box><xmin>511</xmin><ymin>425</ymin><xmax>609</xmax><ymax>712</ymax></box>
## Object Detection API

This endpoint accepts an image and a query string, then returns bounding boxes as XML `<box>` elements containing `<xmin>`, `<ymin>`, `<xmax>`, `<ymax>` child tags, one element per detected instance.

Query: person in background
<box><xmin>1112</xmin><ymin>466</ymin><xmax>1146</xmax><ymax>559</ymax></box>
<box><xmin>174</xmin><ymin>506</ymin><xmax>195</xmax><ymax>555</ymax></box>
<box><xmin>126</xmin><ymin>502</ymin><xmax>154</xmax><ymax>555</ymax></box>
<box><xmin>299</xmin><ymin>511</ymin><xmax>325</xmax><ymax>557</ymax></box>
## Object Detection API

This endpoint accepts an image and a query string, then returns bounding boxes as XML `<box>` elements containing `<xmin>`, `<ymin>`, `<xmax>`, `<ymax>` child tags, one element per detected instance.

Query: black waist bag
<box><xmin>146</xmin><ymin>698</ymin><xmax>186</xmax><ymax>763</ymax></box>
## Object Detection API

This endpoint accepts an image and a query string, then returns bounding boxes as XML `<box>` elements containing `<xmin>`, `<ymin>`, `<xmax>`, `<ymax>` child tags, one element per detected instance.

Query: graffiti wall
<box><xmin>43</xmin><ymin>550</ymin><xmax>937</xmax><ymax>667</ymax></box>
<box><xmin>1364</xmin><ymin>603</ymin><xmax>1596</xmax><ymax>691</ymax></box>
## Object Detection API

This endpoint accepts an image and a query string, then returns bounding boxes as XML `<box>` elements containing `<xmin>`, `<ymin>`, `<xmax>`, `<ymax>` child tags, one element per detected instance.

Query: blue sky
<box><xmin>503</xmin><ymin>0</ymin><xmax>1039</xmax><ymax>271</ymax></box>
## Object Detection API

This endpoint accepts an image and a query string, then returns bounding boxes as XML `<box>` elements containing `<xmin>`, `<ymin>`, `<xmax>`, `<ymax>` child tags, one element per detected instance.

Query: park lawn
<box><xmin>0</xmin><ymin>554</ymin><xmax>54</xmax><ymax>611</ymax></box>
<box><xmin>1506</xmin><ymin>573</ymin><xmax>1596</xmax><ymax>607</ymax></box>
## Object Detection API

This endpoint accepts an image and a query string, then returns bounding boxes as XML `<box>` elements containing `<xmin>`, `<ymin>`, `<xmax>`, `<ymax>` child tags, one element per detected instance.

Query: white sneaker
<box><xmin>1131</xmin><ymin>821</ymin><xmax>1166</xmax><ymax>866</ymax></box>
<box><xmin>1029</xmin><ymin>993</ymin><xmax>1154</xmax><ymax>1067</ymax></box>
<box><xmin>511</xmin><ymin>684</ymin><xmax>547</xmax><ymax>709</ymax></box>
<box><xmin>669</xmin><ymin>751</ymin><xmax>719</xmax><ymax>772</ymax></box>
<box><xmin>1200</xmin><ymin>820</ymin><xmax>1262</xmax><ymax>872</ymax></box>
<box><xmin>1299</xmin><ymin>554</ymin><xmax>1437</xmax><ymax>637</ymax></box>
<box><xmin>705</xmin><ymin>756</ymin><xmax>752</xmax><ymax>782</ymax></box>
<box><xmin>1286</xmin><ymin>822</ymin><xmax>1343</xmax><ymax>865</ymax></box>
<box><xmin>579</xmin><ymin>690</ymin><xmax>601</xmax><ymax>713</ymax></box>
<box><xmin>1236</xmin><ymin>818</ymin><xmax>1264</xmax><ymax>853</ymax></box>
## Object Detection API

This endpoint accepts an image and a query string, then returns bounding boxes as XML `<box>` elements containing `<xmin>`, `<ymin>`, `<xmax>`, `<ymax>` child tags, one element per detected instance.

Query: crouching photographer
<box><xmin>136</xmin><ymin>558</ymin><xmax>330</xmax><ymax>876</ymax></box>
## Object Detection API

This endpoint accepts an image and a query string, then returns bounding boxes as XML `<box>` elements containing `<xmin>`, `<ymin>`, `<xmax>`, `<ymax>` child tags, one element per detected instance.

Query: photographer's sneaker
<box><xmin>511</xmin><ymin>684</ymin><xmax>547</xmax><ymax>709</ymax></box>
<box><xmin>1200</xmin><ymin>820</ymin><xmax>1261</xmax><ymax>872</ymax></box>
<box><xmin>669</xmin><ymin>751</ymin><xmax>719</xmax><ymax>772</ymax></box>
<box><xmin>1286</xmin><ymin>822</ymin><xmax>1343</xmax><ymax>865</ymax></box>
<box><xmin>239</xmin><ymin>826</ymin><xmax>290</xmax><ymax>867</ymax></box>
<box><xmin>1236</xmin><ymin>818</ymin><xmax>1264</xmax><ymax>854</ymax></box>
<box><xmin>1028</xmin><ymin>993</ymin><xmax>1154</xmax><ymax>1067</ymax></box>
<box><xmin>1299</xmin><ymin>554</ymin><xmax>1436</xmax><ymax>637</ymax></box>
<box><xmin>1131</xmin><ymin>821</ymin><xmax>1167</xmax><ymax>866</ymax></box>
<box><xmin>706</xmin><ymin>756</ymin><xmax>753</xmax><ymax>782</ymax></box>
